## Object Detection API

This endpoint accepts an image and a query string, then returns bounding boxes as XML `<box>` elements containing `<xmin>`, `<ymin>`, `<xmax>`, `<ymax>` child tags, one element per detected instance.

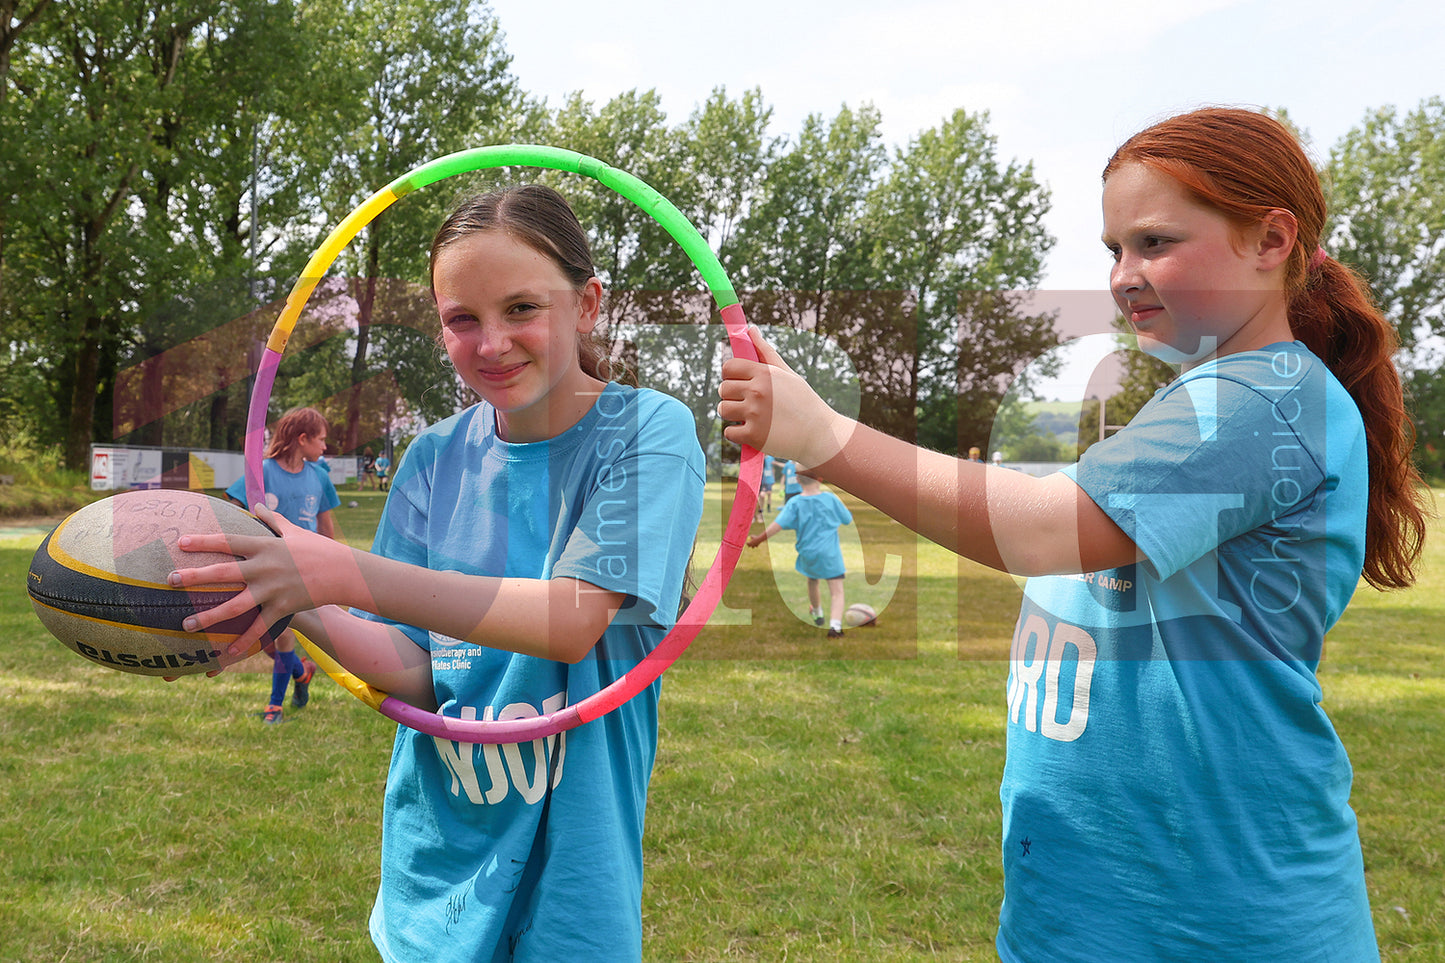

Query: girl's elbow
<box><xmin>551</xmin><ymin>631</ymin><xmax>602</xmax><ymax>665</ymax></box>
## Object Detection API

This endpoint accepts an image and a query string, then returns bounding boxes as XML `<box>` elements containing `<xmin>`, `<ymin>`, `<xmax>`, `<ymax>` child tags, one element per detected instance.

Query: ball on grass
<box><xmin>27</xmin><ymin>489</ymin><xmax>290</xmax><ymax>677</ymax></box>
<box><xmin>844</xmin><ymin>602</ymin><xmax>878</xmax><ymax>628</ymax></box>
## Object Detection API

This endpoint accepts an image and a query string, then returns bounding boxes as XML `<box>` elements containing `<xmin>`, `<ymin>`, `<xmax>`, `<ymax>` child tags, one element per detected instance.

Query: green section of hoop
<box><xmin>386</xmin><ymin>145</ymin><xmax>739</xmax><ymax>309</ymax></box>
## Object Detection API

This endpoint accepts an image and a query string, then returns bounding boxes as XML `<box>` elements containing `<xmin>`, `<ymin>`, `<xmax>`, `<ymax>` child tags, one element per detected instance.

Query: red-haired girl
<box><xmin>719</xmin><ymin>106</ymin><xmax>1428</xmax><ymax>961</ymax></box>
<box><xmin>224</xmin><ymin>405</ymin><xmax>340</xmax><ymax>723</ymax></box>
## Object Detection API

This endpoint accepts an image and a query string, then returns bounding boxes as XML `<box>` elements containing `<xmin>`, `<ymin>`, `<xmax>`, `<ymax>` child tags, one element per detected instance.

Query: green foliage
<box><xmin>1326</xmin><ymin>97</ymin><xmax>1445</xmax><ymax>357</ymax></box>
<box><xmin>1325</xmin><ymin>99</ymin><xmax>1445</xmax><ymax>471</ymax></box>
<box><xmin>1407</xmin><ymin>367</ymin><xmax>1445</xmax><ymax>480</ymax></box>
<box><xmin>986</xmin><ymin>397</ymin><xmax>1076</xmax><ymax>463</ymax></box>
<box><xmin>868</xmin><ymin>111</ymin><xmax>1059</xmax><ymax>452</ymax></box>
<box><xmin>6</xmin><ymin>6</ymin><xmax>1444</xmax><ymax>490</ymax></box>
<box><xmin>1076</xmin><ymin>316</ymin><xmax>1177</xmax><ymax>457</ymax></box>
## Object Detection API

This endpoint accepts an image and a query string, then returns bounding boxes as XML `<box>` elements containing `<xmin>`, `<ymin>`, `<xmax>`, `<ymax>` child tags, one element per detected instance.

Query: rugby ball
<box><xmin>844</xmin><ymin>602</ymin><xmax>878</xmax><ymax>628</ymax></box>
<box><xmin>27</xmin><ymin>490</ymin><xmax>291</xmax><ymax>677</ymax></box>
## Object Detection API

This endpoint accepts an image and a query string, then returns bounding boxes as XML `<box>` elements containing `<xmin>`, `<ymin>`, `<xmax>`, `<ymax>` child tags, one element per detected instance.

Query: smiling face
<box><xmin>433</xmin><ymin>230</ymin><xmax>605</xmax><ymax>442</ymax></box>
<box><xmin>1101</xmin><ymin>162</ymin><xmax>1296</xmax><ymax>367</ymax></box>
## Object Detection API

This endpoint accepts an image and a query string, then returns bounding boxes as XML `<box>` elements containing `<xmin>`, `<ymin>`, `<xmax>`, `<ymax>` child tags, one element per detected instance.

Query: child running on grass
<box><xmin>748</xmin><ymin>472</ymin><xmax>853</xmax><ymax>637</ymax></box>
<box><xmin>718</xmin><ymin>107</ymin><xmax>1428</xmax><ymax>962</ymax></box>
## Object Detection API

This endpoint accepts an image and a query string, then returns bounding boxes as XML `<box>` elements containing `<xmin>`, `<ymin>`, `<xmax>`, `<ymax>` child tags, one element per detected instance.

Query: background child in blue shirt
<box><xmin>224</xmin><ymin>405</ymin><xmax>340</xmax><ymax>723</ymax></box>
<box><xmin>748</xmin><ymin>473</ymin><xmax>853</xmax><ymax>637</ymax></box>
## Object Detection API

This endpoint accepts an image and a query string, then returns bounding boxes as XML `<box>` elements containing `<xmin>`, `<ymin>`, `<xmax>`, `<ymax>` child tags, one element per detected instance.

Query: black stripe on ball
<box><xmin>27</xmin><ymin>530</ymin><xmax>291</xmax><ymax>641</ymax></box>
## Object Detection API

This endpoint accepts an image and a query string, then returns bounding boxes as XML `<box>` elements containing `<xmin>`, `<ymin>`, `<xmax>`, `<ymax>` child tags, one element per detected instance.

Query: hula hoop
<box><xmin>246</xmin><ymin>145</ymin><xmax>761</xmax><ymax>744</ymax></box>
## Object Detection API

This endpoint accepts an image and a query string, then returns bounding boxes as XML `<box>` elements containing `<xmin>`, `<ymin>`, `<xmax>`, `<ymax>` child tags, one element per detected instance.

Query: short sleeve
<box><xmin>774</xmin><ymin>498</ymin><xmax>800</xmax><ymax>532</ymax></box>
<box><xmin>313</xmin><ymin>463</ymin><xmax>341</xmax><ymax>513</ymax></box>
<box><xmin>552</xmin><ymin>394</ymin><xmax>705</xmax><ymax>627</ymax></box>
<box><xmin>1071</xmin><ymin>363</ymin><xmax>1328</xmax><ymax>583</ymax></box>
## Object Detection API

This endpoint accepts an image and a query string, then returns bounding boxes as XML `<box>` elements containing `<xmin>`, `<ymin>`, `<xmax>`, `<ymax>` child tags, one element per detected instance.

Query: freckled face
<box><xmin>1102</xmin><ymin>162</ymin><xmax>1287</xmax><ymax>367</ymax></box>
<box><xmin>433</xmin><ymin>231</ymin><xmax>603</xmax><ymax>442</ymax></box>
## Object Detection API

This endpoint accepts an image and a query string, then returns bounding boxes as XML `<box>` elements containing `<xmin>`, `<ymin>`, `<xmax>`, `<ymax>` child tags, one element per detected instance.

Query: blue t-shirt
<box><xmin>357</xmin><ymin>384</ymin><xmax>705</xmax><ymax>963</ymax></box>
<box><xmin>760</xmin><ymin>453</ymin><xmax>775</xmax><ymax>492</ymax></box>
<box><xmin>998</xmin><ymin>344</ymin><xmax>1376</xmax><ymax>962</ymax></box>
<box><xmin>775</xmin><ymin>490</ymin><xmax>852</xmax><ymax>580</ymax></box>
<box><xmin>782</xmin><ymin>460</ymin><xmax>801</xmax><ymax>496</ymax></box>
<box><xmin>225</xmin><ymin>459</ymin><xmax>339</xmax><ymax>532</ymax></box>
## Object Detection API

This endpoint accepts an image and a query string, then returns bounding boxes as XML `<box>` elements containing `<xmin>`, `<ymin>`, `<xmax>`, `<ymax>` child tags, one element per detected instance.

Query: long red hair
<box><xmin>1104</xmin><ymin>107</ymin><xmax>1427</xmax><ymax>589</ymax></box>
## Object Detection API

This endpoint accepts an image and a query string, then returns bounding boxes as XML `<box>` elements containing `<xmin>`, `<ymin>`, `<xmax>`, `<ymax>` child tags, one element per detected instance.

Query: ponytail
<box><xmin>1290</xmin><ymin>257</ymin><xmax>1428</xmax><ymax>589</ymax></box>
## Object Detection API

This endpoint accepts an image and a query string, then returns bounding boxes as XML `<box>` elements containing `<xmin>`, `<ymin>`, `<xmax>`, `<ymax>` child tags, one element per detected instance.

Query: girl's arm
<box><xmin>747</xmin><ymin>521</ymin><xmax>783</xmax><ymax>548</ymax></box>
<box><xmin>286</xmin><ymin>607</ymin><xmax>438</xmax><ymax>708</ymax></box>
<box><xmin>316</xmin><ymin>508</ymin><xmax>338</xmax><ymax>541</ymax></box>
<box><xmin>718</xmin><ymin>328</ymin><xmax>1140</xmax><ymax>577</ymax></box>
<box><xmin>170</xmin><ymin>506</ymin><xmax>627</xmax><ymax>669</ymax></box>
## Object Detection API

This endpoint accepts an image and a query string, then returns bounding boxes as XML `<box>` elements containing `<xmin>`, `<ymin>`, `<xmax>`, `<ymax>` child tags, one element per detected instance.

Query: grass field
<box><xmin>1</xmin><ymin>485</ymin><xmax>1441</xmax><ymax>961</ymax></box>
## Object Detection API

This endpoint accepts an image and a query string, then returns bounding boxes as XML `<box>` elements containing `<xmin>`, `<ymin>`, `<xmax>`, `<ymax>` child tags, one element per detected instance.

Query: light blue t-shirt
<box><xmin>998</xmin><ymin>343</ymin><xmax>1377</xmax><ymax>963</ymax></box>
<box><xmin>357</xmin><ymin>384</ymin><xmax>704</xmax><ymax>963</ymax></box>
<box><xmin>225</xmin><ymin>459</ymin><xmax>339</xmax><ymax>532</ymax></box>
<box><xmin>774</xmin><ymin>491</ymin><xmax>852</xmax><ymax>580</ymax></box>
<box><xmin>783</xmin><ymin>459</ymin><xmax>801</xmax><ymax>497</ymax></box>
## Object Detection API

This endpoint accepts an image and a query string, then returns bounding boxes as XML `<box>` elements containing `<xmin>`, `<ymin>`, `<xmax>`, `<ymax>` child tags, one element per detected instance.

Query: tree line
<box><xmin>2</xmin><ymin>1</ymin><xmax>1442</xmax><ymax>477</ymax></box>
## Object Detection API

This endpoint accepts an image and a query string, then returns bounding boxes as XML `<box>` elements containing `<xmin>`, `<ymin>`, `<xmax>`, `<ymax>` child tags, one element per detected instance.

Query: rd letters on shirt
<box><xmin>1007</xmin><ymin>614</ymin><xmax>1096</xmax><ymax>743</ymax></box>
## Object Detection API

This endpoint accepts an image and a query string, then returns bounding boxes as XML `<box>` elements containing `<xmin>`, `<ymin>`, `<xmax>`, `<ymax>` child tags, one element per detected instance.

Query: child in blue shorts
<box><xmin>748</xmin><ymin>472</ymin><xmax>853</xmax><ymax>637</ymax></box>
<box><xmin>224</xmin><ymin>405</ymin><xmax>340</xmax><ymax>723</ymax></box>
<box><xmin>755</xmin><ymin>452</ymin><xmax>775</xmax><ymax>521</ymax></box>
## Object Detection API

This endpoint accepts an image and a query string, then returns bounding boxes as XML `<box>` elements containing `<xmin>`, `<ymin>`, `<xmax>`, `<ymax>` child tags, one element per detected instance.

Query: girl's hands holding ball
<box><xmin>168</xmin><ymin>503</ymin><xmax>360</xmax><ymax>659</ymax></box>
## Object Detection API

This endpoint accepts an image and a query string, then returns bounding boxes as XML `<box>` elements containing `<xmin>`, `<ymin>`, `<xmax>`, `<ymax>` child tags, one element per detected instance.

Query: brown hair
<box><xmin>428</xmin><ymin>184</ymin><xmax>618</xmax><ymax>383</ymax></box>
<box><xmin>1104</xmin><ymin>107</ymin><xmax>1427</xmax><ymax>589</ymax></box>
<box><xmin>265</xmin><ymin>406</ymin><xmax>329</xmax><ymax>461</ymax></box>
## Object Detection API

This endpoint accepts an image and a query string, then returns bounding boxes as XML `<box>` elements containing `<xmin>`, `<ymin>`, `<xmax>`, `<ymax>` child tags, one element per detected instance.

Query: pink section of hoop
<box><xmin>369</xmin><ymin>303</ymin><xmax>761</xmax><ymax>743</ymax></box>
<box><xmin>244</xmin><ymin>349</ymin><xmax>283</xmax><ymax>510</ymax></box>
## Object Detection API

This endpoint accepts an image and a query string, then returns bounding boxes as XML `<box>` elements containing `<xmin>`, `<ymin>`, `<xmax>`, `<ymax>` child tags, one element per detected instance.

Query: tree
<box><xmin>542</xmin><ymin>89</ymin><xmax>693</xmax><ymax>294</ymax></box>
<box><xmin>1405</xmin><ymin>367</ymin><xmax>1445</xmax><ymax>480</ymax></box>
<box><xmin>277</xmin><ymin>0</ymin><xmax>522</xmax><ymax>454</ymax></box>
<box><xmin>539</xmin><ymin>90</ymin><xmax>727</xmax><ymax>457</ymax></box>
<box><xmin>680</xmin><ymin>86</ymin><xmax>778</xmax><ymax>261</ymax></box>
<box><xmin>1075</xmin><ymin>316</ymin><xmax>1176</xmax><ymax>457</ymax></box>
<box><xmin>1325</xmin><ymin>98</ymin><xmax>1445</xmax><ymax>477</ymax></box>
<box><xmin>121</xmin><ymin>1</ymin><xmax>310</xmax><ymax>451</ymax></box>
<box><xmin>867</xmin><ymin>109</ymin><xmax>1058</xmax><ymax>452</ymax></box>
<box><xmin>732</xmin><ymin>106</ymin><xmax>912</xmax><ymax>438</ymax></box>
<box><xmin>734</xmin><ymin>103</ymin><xmax>887</xmax><ymax>295</ymax></box>
<box><xmin>1325</xmin><ymin>97</ymin><xmax>1445</xmax><ymax>362</ymax></box>
<box><xmin>4</xmin><ymin>1</ymin><xmax>236</xmax><ymax>468</ymax></box>
<box><xmin>0</xmin><ymin>0</ymin><xmax>335</xmax><ymax>464</ymax></box>
<box><xmin>0</xmin><ymin>0</ymin><xmax>55</xmax><ymax>321</ymax></box>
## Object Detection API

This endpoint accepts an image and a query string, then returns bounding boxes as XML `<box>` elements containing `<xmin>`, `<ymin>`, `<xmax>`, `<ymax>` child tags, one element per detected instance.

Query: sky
<box><xmin>483</xmin><ymin>0</ymin><xmax>1444</xmax><ymax>399</ymax></box>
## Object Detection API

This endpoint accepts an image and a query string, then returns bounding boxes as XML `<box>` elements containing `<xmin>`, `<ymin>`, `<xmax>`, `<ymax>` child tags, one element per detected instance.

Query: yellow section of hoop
<box><xmin>266</xmin><ymin>185</ymin><xmax>402</xmax><ymax>353</ymax></box>
<box><xmin>293</xmin><ymin>630</ymin><xmax>389</xmax><ymax>712</ymax></box>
